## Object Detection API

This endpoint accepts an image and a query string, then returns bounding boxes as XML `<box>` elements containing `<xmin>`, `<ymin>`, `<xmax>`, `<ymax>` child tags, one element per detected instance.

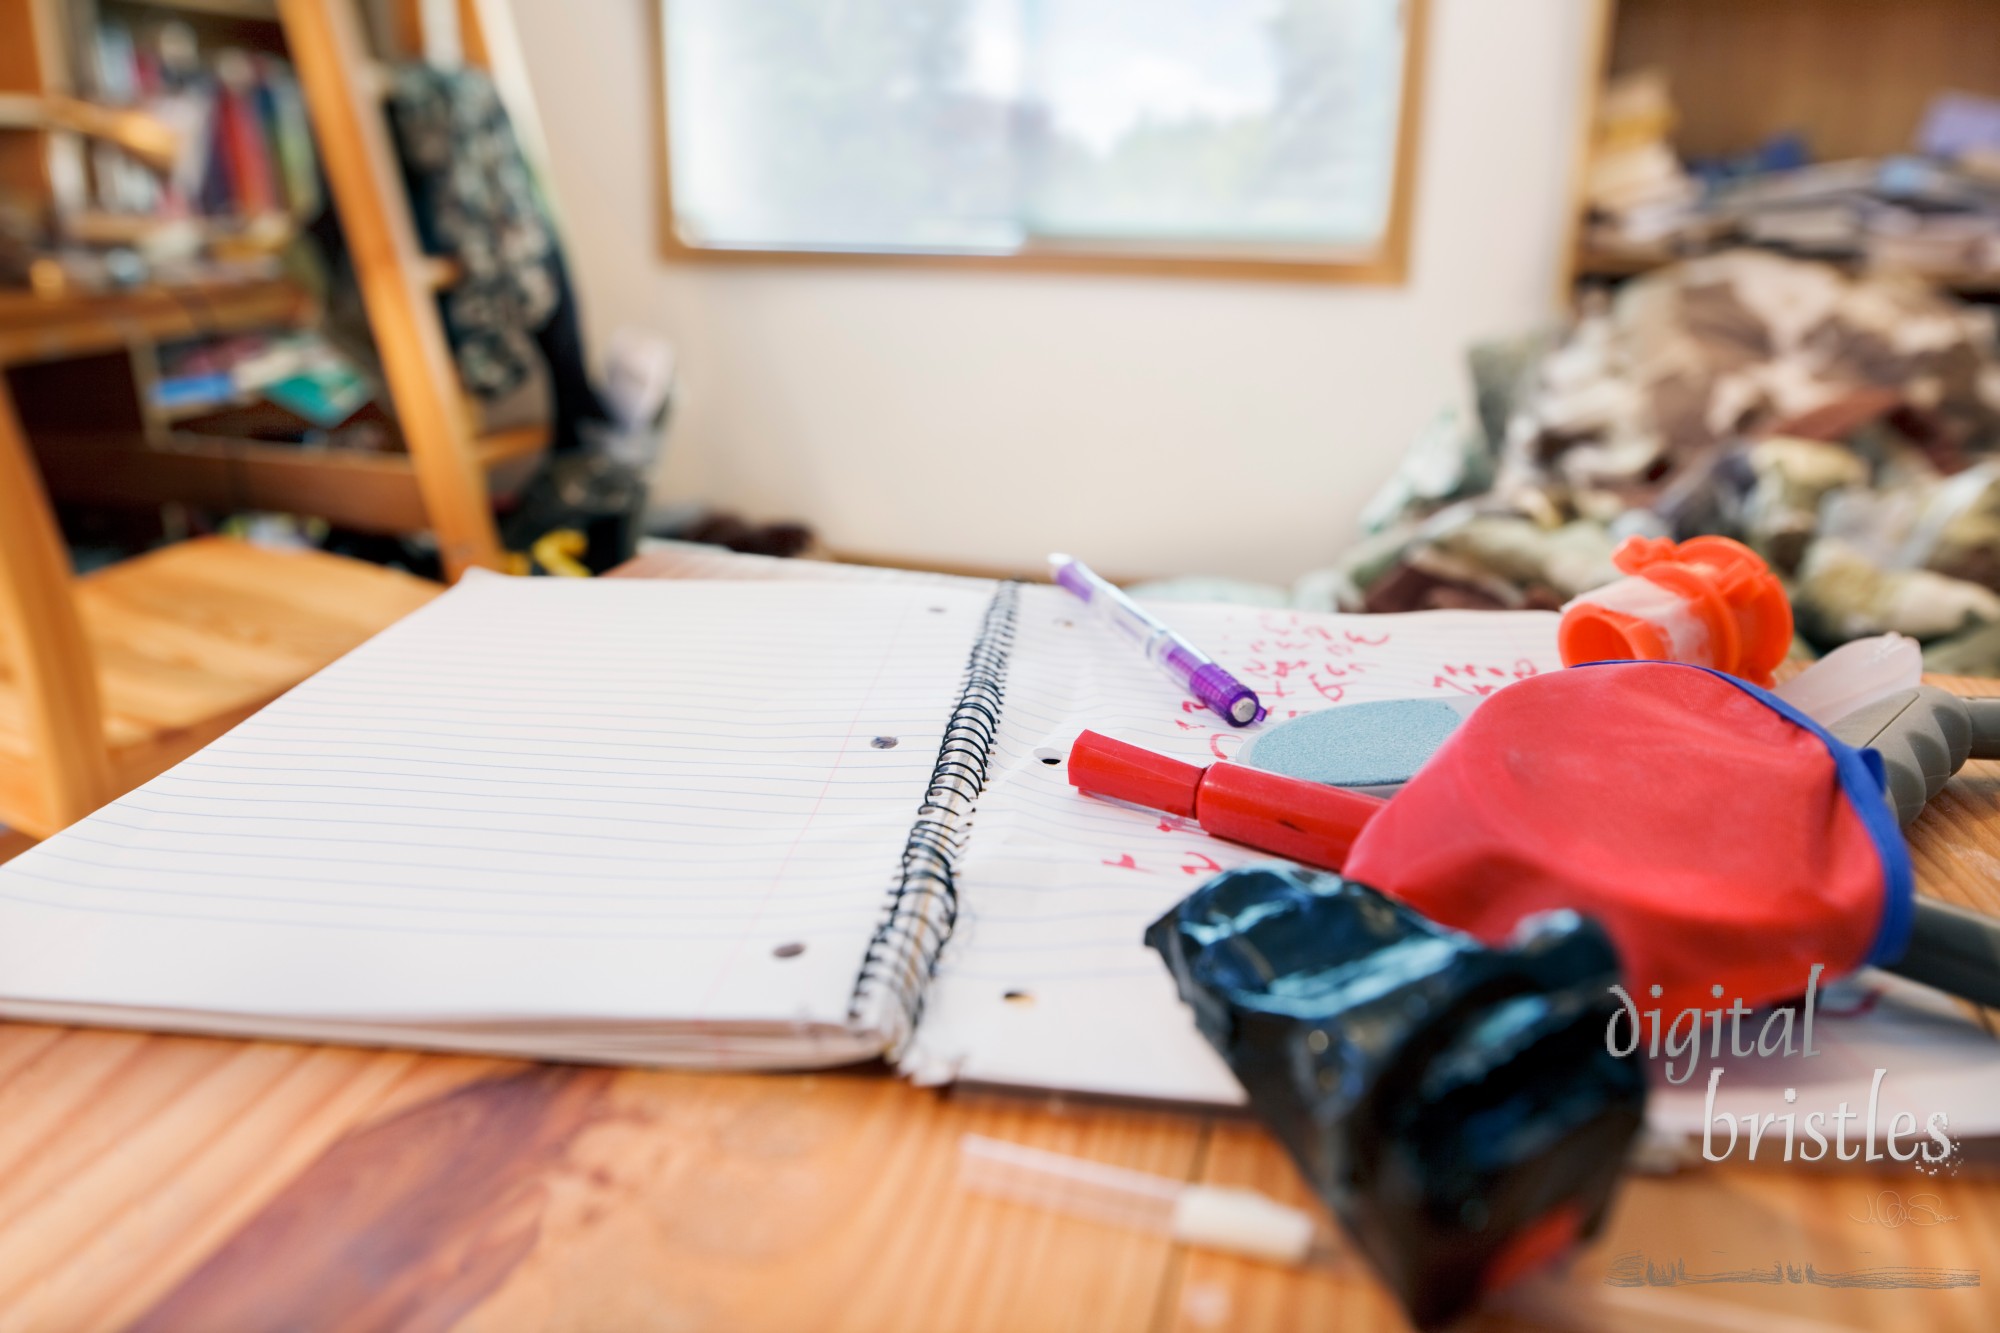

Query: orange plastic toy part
<box><xmin>1558</xmin><ymin>535</ymin><xmax>1793</xmax><ymax>686</ymax></box>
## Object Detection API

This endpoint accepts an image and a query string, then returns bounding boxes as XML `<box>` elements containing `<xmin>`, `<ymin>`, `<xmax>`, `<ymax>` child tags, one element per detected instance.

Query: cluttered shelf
<box><xmin>1574</xmin><ymin>241</ymin><xmax>2000</xmax><ymax>298</ymax></box>
<box><xmin>1576</xmin><ymin>61</ymin><xmax>2000</xmax><ymax>297</ymax></box>
<box><xmin>1</xmin><ymin>0</ymin><xmax>562</xmax><ymax>570</ymax></box>
<box><xmin>119</xmin><ymin>0</ymin><xmax>281</xmax><ymax>19</ymax></box>
<box><xmin>28</xmin><ymin>420</ymin><xmax>546</xmax><ymax>535</ymax></box>
<box><xmin>0</xmin><ymin>275</ymin><xmax>310</xmax><ymax>365</ymax></box>
<box><xmin>0</xmin><ymin>275</ymin><xmax>547</xmax><ymax>535</ymax></box>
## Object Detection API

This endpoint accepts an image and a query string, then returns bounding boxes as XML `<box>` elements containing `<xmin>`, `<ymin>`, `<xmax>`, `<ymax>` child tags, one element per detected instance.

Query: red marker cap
<box><xmin>1067</xmin><ymin>730</ymin><xmax>1386</xmax><ymax>872</ymax></box>
<box><xmin>1068</xmin><ymin>729</ymin><xmax>1202</xmax><ymax>817</ymax></box>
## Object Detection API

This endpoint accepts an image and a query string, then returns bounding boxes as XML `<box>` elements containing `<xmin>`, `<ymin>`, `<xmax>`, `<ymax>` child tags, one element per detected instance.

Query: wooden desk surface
<box><xmin>0</xmin><ymin>564</ymin><xmax>1996</xmax><ymax>1331</ymax></box>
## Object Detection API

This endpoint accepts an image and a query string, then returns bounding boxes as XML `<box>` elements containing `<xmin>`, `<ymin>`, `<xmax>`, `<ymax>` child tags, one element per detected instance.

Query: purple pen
<box><xmin>1049</xmin><ymin>554</ymin><xmax>1266</xmax><ymax>727</ymax></box>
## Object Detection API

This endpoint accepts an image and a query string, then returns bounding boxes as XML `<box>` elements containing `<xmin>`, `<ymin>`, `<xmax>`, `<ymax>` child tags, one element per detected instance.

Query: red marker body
<box><xmin>1067</xmin><ymin>730</ymin><xmax>1386</xmax><ymax>872</ymax></box>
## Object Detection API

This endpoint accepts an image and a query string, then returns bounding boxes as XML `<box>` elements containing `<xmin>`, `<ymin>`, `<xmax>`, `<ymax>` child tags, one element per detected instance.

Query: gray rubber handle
<box><xmin>1964</xmin><ymin>697</ymin><xmax>2000</xmax><ymax>761</ymax></box>
<box><xmin>1828</xmin><ymin>687</ymin><xmax>1970</xmax><ymax>825</ymax></box>
<box><xmin>1886</xmin><ymin>897</ymin><xmax>2000</xmax><ymax>1011</ymax></box>
<box><xmin>1829</xmin><ymin>693</ymin><xmax>2000</xmax><ymax>1008</ymax></box>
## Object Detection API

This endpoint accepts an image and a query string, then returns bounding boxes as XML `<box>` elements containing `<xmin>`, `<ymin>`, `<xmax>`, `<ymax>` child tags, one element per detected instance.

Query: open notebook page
<box><xmin>908</xmin><ymin>587</ymin><xmax>1564</xmax><ymax>1102</ymax></box>
<box><xmin>0</xmin><ymin>574</ymin><xmax>992</xmax><ymax>1066</ymax></box>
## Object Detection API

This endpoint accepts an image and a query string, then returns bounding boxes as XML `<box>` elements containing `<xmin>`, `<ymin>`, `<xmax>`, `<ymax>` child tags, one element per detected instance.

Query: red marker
<box><xmin>1067</xmin><ymin>730</ymin><xmax>1386</xmax><ymax>872</ymax></box>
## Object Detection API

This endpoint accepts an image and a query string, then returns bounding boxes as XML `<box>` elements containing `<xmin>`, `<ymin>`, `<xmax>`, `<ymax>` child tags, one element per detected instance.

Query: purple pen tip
<box><xmin>1189</xmin><ymin>664</ymin><xmax>1263</xmax><ymax>729</ymax></box>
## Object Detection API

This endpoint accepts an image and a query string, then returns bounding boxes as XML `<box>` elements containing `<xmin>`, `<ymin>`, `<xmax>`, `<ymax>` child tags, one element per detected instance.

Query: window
<box><xmin>659</xmin><ymin>0</ymin><xmax>1425</xmax><ymax>280</ymax></box>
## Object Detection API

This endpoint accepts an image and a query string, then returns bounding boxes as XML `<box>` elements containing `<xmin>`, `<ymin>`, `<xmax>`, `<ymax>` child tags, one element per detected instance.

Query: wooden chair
<box><xmin>0</xmin><ymin>377</ymin><xmax>439</xmax><ymax>841</ymax></box>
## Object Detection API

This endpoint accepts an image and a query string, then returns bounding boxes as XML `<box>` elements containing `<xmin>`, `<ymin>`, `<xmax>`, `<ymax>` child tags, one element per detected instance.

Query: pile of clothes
<box><xmin>1143</xmin><ymin>250</ymin><xmax>2000</xmax><ymax>676</ymax></box>
<box><xmin>1361</xmin><ymin>249</ymin><xmax>2000</xmax><ymax>672</ymax></box>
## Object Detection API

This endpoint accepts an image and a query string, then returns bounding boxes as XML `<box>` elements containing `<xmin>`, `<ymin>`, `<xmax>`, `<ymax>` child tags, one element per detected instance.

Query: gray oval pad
<box><xmin>1241</xmin><ymin>697</ymin><xmax>1481</xmax><ymax>796</ymax></box>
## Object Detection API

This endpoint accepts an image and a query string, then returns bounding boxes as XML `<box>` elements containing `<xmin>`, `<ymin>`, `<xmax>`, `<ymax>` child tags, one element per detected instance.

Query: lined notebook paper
<box><xmin>0</xmin><ymin>575</ymin><xmax>991</xmax><ymax>1065</ymax></box>
<box><xmin>0</xmin><ymin>562</ymin><xmax>1567</xmax><ymax>1093</ymax></box>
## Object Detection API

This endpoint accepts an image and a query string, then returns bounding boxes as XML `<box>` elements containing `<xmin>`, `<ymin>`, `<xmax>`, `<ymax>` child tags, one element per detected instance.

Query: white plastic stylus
<box><xmin>956</xmin><ymin>1133</ymin><xmax>1327</xmax><ymax>1266</ymax></box>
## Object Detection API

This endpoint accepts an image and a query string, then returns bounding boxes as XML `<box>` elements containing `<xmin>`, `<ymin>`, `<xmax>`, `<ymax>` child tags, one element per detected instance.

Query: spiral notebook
<box><xmin>0</xmin><ymin>567</ymin><xmax>1563</xmax><ymax>1103</ymax></box>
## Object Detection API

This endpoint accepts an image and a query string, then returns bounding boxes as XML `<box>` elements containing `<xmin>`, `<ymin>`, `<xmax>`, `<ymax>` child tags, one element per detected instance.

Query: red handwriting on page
<box><xmin>1097</xmin><ymin>849</ymin><xmax>1229</xmax><ymax>876</ymax></box>
<box><xmin>1432</xmin><ymin>659</ymin><xmax>1540</xmax><ymax>696</ymax></box>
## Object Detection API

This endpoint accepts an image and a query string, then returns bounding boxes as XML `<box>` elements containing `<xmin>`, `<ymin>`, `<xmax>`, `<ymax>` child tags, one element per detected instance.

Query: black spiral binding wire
<box><xmin>849</xmin><ymin>582</ymin><xmax>1020</xmax><ymax>1046</ymax></box>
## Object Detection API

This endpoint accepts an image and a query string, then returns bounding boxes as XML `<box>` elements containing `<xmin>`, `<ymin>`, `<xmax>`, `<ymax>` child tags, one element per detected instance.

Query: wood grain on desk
<box><xmin>0</xmin><ymin>616</ymin><xmax>1995</xmax><ymax>1329</ymax></box>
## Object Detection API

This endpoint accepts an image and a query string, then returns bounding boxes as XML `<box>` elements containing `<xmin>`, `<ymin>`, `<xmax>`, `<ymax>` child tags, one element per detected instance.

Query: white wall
<box><xmin>504</xmin><ymin>0</ymin><xmax>1592</xmax><ymax>583</ymax></box>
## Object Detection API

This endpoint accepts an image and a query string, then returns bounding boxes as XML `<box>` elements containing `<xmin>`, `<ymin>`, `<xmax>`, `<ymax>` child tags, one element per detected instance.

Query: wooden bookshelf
<box><xmin>0</xmin><ymin>276</ymin><xmax>309</xmax><ymax>363</ymax></box>
<box><xmin>0</xmin><ymin>274</ymin><xmax>547</xmax><ymax>536</ymax></box>
<box><xmin>120</xmin><ymin>0</ymin><xmax>282</xmax><ymax>19</ymax></box>
<box><xmin>1606</xmin><ymin>0</ymin><xmax>2000</xmax><ymax>164</ymax></box>
<box><xmin>1564</xmin><ymin>0</ymin><xmax>2000</xmax><ymax>299</ymax></box>
<box><xmin>0</xmin><ymin>0</ymin><xmax>544</xmax><ymax>575</ymax></box>
<box><xmin>31</xmin><ymin>423</ymin><xmax>544</xmax><ymax>533</ymax></box>
<box><xmin>1572</xmin><ymin>242</ymin><xmax>2000</xmax><ymax>299</ymax></box>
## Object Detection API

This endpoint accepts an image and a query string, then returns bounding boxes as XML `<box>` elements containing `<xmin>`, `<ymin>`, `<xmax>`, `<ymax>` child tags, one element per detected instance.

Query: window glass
<box><xmin>666</xmin><ymin>0</ymin><xmax>1409</xmax><ymax>258</ymax></box>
